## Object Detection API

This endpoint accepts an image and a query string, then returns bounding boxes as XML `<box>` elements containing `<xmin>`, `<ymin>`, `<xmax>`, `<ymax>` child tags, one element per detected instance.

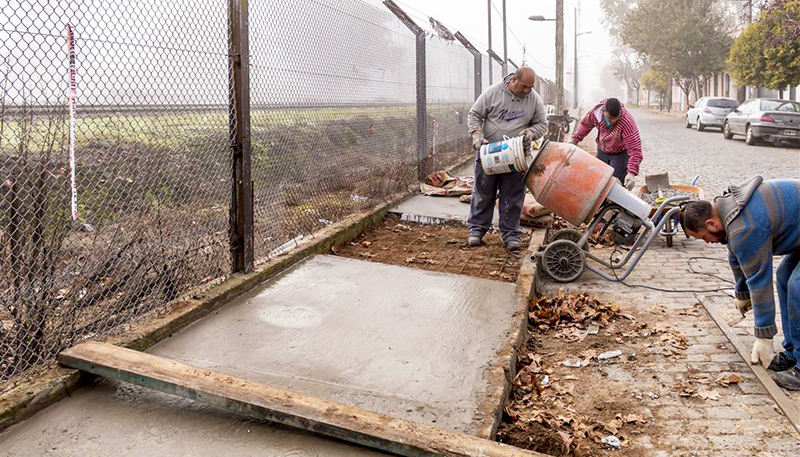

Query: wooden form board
<box><xmin>59</xmin><ymin>342</ymin><xmax>547</xmax><ymax>457</ymax></box>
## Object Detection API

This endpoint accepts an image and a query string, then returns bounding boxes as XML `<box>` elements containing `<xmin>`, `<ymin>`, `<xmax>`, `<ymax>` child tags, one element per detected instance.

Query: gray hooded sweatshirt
<box><xmin>467</xmin><ymin>73</ymin><xmax>548</xmax><ymax>143</ymax></box>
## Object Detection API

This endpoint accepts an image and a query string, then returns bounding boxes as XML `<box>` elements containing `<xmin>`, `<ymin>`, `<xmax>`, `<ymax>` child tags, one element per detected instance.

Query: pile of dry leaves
<box><xmin>530</xmin><ymin>291</ymin><xmax>628</xmax><ymax>334</ymax></box>
<box><xmin>497</xmin><ymin>292</ymin><xmax>644</xmax><ymax>455</ymax></box>
<box><xmin>498</xmin><ymin>347</ymin><xmax>648</xmax><ymax>455</ymax></box>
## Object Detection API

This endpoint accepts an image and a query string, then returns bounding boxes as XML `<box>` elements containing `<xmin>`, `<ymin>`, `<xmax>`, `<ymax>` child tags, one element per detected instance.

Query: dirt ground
<box><xmin>333</xmin><ymin>214</ymin><xmax>530</xmax><ymax>283</ymax></box>
<box><xmin>497</xmin><ymin>292</ymin><xmax>751</xmax><ymax>456</ymax></box>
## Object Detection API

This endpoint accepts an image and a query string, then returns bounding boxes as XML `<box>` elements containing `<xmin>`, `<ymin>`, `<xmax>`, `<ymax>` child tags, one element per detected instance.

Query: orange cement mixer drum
<box><xmin>524</xmin><ymin>142</ymin><xmax>616</xmax><ymax>226</ymax></box>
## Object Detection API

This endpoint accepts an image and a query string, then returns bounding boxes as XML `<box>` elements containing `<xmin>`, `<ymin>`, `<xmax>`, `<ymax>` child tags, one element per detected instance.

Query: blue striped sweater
<box><xmin>718</xmin><ymin>177</ymin><xmax>800</xmax><ymax>338</ymax></box>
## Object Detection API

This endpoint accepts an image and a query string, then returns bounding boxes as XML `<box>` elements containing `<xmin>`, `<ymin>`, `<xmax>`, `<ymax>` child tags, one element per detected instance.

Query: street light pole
<box><xmin>502</xmin><ymin>0</ymin><xmax>508</xmax><ymax>75</ymax></box>
<box><xmin>573</xmin><ymin>8</ymin><xmax>577</xmax><ymax>109</ymax></box>
<box><xmin>573</xmin><ymin>7</ymin><xmax>591</xmax><ymax>109</ymax></box>
<box><xmin>487</xmin><ymin>0</ymin><xmax>492</xmax><ymax>83</ymax></box>
<box><xmin>555</xmin><ymin>0</ymin><xmax>564</xmax><ymax>112</ymax></box>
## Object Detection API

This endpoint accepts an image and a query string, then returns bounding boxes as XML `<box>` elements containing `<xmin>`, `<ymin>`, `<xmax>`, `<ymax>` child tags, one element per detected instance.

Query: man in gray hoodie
<box><xmin>467</xmin><ymin>66</ymin><xmax>548</xmax><ymax>250</ymax></box>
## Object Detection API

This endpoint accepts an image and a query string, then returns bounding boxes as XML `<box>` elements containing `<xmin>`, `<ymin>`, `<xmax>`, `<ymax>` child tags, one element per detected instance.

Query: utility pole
<box><xmin>555</xmin><ymin>0</ymin><xmax>564</xmax><ymax>112</ymax></box>
<box><xmin>502</xmin><ymin>0</ymin><xmax>508</xmax><ymax>75</ymax></box>
<box><xmin>487</xmin><ymin>0</ymin><xmax>492</xmax><ymax>83</ymax></box>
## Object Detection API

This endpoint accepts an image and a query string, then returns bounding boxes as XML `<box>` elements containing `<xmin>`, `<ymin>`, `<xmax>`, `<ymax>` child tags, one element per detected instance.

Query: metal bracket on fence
<box><xmin>383</xmin><ymin>0</ymin><xmax>427</xmax><ymax>181</ymax></box>
<box><xmin>487</xmin><ymin>49</ymin><xmax>503</xmax><ymax>68</ymax></box>
<box><xmin>454</xmin><ymin>32</ymin><xmax>482</xmax><ymax>101</ymax></box>
<box><xmin>228</xmin><ymin>0</ymin><xmax>254</xmax><ymax>274</ymax></box>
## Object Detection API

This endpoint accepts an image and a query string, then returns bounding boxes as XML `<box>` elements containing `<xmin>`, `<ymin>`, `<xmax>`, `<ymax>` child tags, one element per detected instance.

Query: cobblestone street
<box><xmin>540</xmin><ymin>108</ymin><xmax>800</xmax><ymax>455</ymax></box>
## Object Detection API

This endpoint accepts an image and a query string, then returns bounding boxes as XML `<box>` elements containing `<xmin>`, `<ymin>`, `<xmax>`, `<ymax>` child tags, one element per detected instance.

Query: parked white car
<box><xmin>685</xmin><ymin>97</ymin><xmax>740</xmax><ymax>131</ymax></box>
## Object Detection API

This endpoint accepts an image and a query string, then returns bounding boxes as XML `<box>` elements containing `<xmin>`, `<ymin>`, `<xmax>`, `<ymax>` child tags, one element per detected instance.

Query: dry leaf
<box><xmin>714</xmin><ymin>372</ymin><xmax>743</xmax><ymax>386</ymax></box>
<box><xmin>405</xmin><ymin>257</ymin><xmax>415</xmax><ymax>264</ymax></box>
<box><xmin>359</xmin><ymin>252</ymin><xmax>376</xmax><ymax>258</ymax></box>
<box><xmin>361</xmin><ymin>240</ymin><xmax>372</xmax><ymax>248</ymax></box>
<box><xmin>698</xmin><ymin>390</ymin><xmax>721</xmax><ymax>401</ymax></box>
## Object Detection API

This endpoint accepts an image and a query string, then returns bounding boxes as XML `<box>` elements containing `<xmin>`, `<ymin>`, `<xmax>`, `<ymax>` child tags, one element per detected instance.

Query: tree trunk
<box><xmin>666</xmin><ymin>79</ymin><xmax>673</xmax><ymax>113</ymax></box>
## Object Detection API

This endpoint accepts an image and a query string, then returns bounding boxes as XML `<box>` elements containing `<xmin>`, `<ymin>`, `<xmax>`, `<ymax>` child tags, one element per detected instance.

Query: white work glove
<box><xmin>751</xmin><ymin>338</ymin><xmax>775</xmax><ymax>369</ymax></box>
<box><xmin>471</xmin><ymin>131</ymin><xmax>488</xmax><ymax>151</ymax></box>
<box><xmin>519</xmin><ymin>128</ymin><xmax>536</xmax><ymax>151</ymax></box>
<box><xmin>624</xmin><ymin>173</ymin><xmax>636</xmax><ymax>190</ymax></box>
<box><xmin>734</xmin><ymin>298</ymin><xmax>752</xmax><ymax>316</ymax></box>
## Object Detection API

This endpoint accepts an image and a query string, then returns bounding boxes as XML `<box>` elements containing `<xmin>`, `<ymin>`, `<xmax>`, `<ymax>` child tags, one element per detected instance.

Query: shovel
<box><xmin>645</xmin><ymin>172</ymin><xmax>670</xmax><ymax>202</ymax></box>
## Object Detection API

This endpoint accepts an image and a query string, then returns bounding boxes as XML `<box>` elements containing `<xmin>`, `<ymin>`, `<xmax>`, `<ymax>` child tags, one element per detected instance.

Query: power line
<box><xmin>394</xmin><ymin>0</ymin><xmax>552</xmax><ymax>71</ymax></box>
<box><xmin>488</xmin><ymin>1</ymin><xmax>553</xmax><ymax>70</ymax></box>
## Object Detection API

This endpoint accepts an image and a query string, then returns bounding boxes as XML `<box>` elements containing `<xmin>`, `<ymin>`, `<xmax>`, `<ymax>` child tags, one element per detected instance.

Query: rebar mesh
<box><xmin>0</xmin><ymin>0</ymin><xmax>477</xmax><ymax>391</ymax></box>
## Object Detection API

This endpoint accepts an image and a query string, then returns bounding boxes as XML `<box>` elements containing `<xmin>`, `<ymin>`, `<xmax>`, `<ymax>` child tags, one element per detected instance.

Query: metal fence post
<box><xmin>454</xmin><ymin>32</ymin><xmax>482</xmax><ymax>101</ymax></box>
<box><xmin>228</xmin><ymin>0</ymin><xmax>254</xmax><ymax>273</ymax></box>
<box><xmin>487</xmin><ymin>49</ymin><xmax>503</xmax><ymax>79</ymax></box>
<box><xmin>383</xmin><ymin>0</ymin><xmax>427</xmax><ymax>181</ymax></box>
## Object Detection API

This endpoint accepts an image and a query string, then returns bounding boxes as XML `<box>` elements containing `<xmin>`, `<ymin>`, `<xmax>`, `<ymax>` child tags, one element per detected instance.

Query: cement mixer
<box><xmin>521</xmin><ymin>140</ymin><xmax>690</xmax><ymax>283</ymax></box>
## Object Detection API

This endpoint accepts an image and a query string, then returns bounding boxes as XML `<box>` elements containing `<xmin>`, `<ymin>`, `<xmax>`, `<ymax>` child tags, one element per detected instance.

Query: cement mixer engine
<box><xmin>521</xmin><ymin>140</ymin><xmax>689</xmax><ymax>283</ymax></box>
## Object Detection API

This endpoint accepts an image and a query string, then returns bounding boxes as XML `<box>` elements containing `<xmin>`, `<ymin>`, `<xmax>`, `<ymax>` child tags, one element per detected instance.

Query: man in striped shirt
<box><xmin>681</xmin><ymin>177</ymin><xmax>800</xmax><ymax>390</ymax></box>
<box><xmin>569</xmin><ymin>98</ymin><xmax>643</xmax><ymax>190</ymax></box>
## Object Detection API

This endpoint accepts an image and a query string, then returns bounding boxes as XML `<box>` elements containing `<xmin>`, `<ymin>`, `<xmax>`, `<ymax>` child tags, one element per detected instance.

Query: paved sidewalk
<box><xmin>540</xmin><ymin>107</ymin><xmax>800</xmax><ymax>454</ymax></box>
<box><xmin>538</xmin><ymin>236</ymin><xmax>800</xmax><ymax>455</ymax></box>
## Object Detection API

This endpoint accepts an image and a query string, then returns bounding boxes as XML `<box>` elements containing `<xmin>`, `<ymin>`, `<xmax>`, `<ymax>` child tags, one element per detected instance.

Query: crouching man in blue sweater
<box><xmin>681</xmin><ymin>177</ymin><xmax>800</xmax><ymax>390</ymax></box>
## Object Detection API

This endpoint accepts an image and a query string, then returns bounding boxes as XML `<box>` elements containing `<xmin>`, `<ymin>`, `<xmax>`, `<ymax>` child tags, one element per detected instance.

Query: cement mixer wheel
<box><xmin>548</xmin><ymin>228</ymin><xmax>584</xmax><ymax>247</ymax></box>
<box><xmin>542</xmin><ymin>240</ymin><xmax>586</xmax><ymax>283</ymax></box>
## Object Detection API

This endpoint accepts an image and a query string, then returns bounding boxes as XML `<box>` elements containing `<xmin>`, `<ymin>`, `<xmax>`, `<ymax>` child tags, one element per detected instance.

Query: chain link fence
<box><xmin>0</xmin><ymin>0</ymin><xmax>501</xmax><ymax>392</ymax></box>
<box><xmin>1</xmin><ymin>0</ymin><xmax>233</xmax><ymax>390</ymax></box>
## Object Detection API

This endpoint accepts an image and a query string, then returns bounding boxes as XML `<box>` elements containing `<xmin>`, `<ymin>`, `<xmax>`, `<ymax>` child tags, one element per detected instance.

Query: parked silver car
<box><xmin>723</xmin><ymin>98</ymin><xmax>800</xmax><ymax>146</ymax></box>
<box><xmin>685</xmin><ymin>97</ymin><xmax>739</xmax><ymax>131</ymax></box>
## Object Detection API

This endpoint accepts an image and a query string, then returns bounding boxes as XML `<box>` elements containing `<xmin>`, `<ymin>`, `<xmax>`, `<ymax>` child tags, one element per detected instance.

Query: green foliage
<box><xmin>729</xmin><ymin>0</ymin><xmax>800</xmax><ymax>90</ymax></box>
<box><xmin>621</xmin><ymin>0</ymin><xmax>732</xmax><ymax>95</ymax></box>
<box><xmin>599</xmin><ymin>0</ymin><xmax>633</xmax><ymax>41</ymax></box>
<box><xmin>641</xmin><ymin>68</ymin><xmax>670</xmax><ymax>92</ymax></box>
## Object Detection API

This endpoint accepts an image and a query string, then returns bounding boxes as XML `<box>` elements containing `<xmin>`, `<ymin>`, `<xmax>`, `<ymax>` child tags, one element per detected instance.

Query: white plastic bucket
<box><xmin>479</xmin><ymin>135</ymin><xmax>530</xmax><ymax>175</ymax></box>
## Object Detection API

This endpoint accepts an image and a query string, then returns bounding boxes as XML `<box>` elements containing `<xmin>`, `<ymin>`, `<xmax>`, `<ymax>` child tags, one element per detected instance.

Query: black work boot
<box><xmin>767</xmin><ymin>352</ymin><xmax>798</xmax><ymax>372</ymax></box>
<box><xmin>773</xmin><ymin>367</ymin><xmax>800</xmax><ymax>391</ymax></box>
<box><xmin>505</xmin><ymin>238</ymin><xmax>521</xmax><ymax>251</ymax></box>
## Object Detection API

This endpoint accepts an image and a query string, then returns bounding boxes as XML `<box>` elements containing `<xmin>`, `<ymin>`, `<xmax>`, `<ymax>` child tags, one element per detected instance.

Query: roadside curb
<box><xmin>473</xmin><ymin>227</ymin><xmax>547</xmax><ymax>439</ymax></box>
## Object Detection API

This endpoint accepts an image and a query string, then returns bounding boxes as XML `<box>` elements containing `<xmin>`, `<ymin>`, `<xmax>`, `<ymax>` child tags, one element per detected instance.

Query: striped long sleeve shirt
<box><xmin>718</xmin><ymin>177</ymin><xmax>800</xmax><ymax>338</ymax></box>
<box><xmin>570</xmin><ymin>99</ymin><xmax>643</xmax><ymax>175</ymax></box>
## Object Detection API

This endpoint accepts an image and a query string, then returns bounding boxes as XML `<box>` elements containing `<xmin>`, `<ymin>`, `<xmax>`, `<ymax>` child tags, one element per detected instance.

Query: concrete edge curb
<box><xmin>0</xmin><ymin>187</ymin><xmax>416</xmax><ymax>432</ymax></box>
<box><xmin>472</xmin><ymin>227</ymin><xmax>547</xmax><ymax>440</ymax></box>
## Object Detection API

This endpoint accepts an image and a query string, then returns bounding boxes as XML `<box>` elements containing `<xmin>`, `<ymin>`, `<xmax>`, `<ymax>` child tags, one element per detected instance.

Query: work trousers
<box><xmin>596</xmin><ymin>148</ymin><xmax>629</xmax><ymax>184</ymax></box>
<box><xmin>777</xmin><ymin>252</ymin><xmax>800</xmax><ymax>368</ymax></box>
<box><xmin>467</xmin><ymin>159</ymin><xmax>525</xmax><ymax>243</ymax></box>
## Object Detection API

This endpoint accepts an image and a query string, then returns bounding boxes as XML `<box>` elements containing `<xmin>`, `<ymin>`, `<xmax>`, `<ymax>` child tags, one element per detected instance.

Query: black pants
<box><xmin>596</xmin><ymin>149</ymin><xmax>629</xmax><ymax>184</ymax></box>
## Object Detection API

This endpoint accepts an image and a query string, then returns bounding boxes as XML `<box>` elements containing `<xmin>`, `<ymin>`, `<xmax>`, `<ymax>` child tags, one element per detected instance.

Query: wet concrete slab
<box><xmin>390</xmin><ymin>161</ymin><xmax>501</xmax><ymax>226</ymax></box>
<box><xmin>1</xmin><ymin>254</ymin><xmax>519</xmax><ymax>455</ymax></box>
<box><xmin>1</xmin><ymin>381</ymin><xmax>389</xmax><ymax>457</ymax></box>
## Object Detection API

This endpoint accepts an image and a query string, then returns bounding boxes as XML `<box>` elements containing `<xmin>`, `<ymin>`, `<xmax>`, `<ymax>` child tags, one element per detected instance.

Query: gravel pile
<box><xmin>641</xmin><ymin>188</ymin><xmax>700</xmax><ymax>206</ymax></box>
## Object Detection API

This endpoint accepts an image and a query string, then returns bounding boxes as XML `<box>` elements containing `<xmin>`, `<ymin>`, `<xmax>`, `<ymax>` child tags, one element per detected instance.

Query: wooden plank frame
<box><xmin>59</xmin><ymin>342</ymin><xmax>547</xmax><ymax>457</ymax></box>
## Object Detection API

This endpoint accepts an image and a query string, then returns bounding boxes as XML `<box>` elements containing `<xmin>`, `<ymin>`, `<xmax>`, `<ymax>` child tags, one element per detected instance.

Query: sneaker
<box><xmin>505</xmin><ymin>238</ymin><xmax>521</xmax><ymax>251</ymax></box>
<box><xmin>773</xmin><ymin>367</ymin><xmax>800</xmax><ymax>391</ymax></box>
<box><xmin>768</xmin><ymin>351</ymin><xmax>798</xmax><ymax>372</ymax></box>
<box><xmin>467</xmin><ymin>235</ymin><xmax>483</xmax><ymax>246</ymax></box>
